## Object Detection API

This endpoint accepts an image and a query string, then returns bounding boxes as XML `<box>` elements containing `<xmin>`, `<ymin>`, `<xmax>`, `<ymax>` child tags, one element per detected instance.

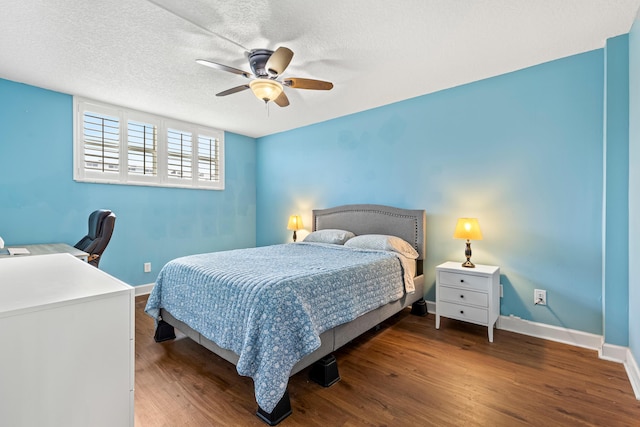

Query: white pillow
<box><xmin>344</xmin><ymin>234</ymin><xmax>419</xmax><ymax>259</ymax></box>
<box><xmin>303</xmin><ymin>229</ymin><xmax>356</xmax><ymax>245</ymax></box>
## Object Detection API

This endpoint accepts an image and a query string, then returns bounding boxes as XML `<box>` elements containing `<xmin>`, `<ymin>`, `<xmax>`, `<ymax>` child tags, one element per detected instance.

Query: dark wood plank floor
<box><xmin>134</xmin><ymin>296</ymin><xmax>640</xmax><ymax>426</ymax></box>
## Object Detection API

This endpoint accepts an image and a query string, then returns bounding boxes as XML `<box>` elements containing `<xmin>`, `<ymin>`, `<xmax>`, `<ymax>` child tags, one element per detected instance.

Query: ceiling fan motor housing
<box><xmin>248</xmin><ymin>49</ymin><xmax>274</xmax><ymax>77</ymax></box>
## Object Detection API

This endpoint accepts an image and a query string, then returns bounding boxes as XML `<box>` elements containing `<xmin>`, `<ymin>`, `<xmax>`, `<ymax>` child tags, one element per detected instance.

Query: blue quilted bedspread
<box><xmin>145</xmin><ymin>242</ymin><xmax>407</xmax><ymax>413</ymax></box>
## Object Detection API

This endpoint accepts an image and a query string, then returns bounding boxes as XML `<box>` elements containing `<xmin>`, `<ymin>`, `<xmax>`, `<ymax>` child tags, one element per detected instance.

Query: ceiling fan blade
<box><xmin>216</xmin><ymin>85</ymin><xmax>250</xmax><ymax>97</ymax></box>
<box><xmin>196</xmin><ymin>59</ymin><xmax>251</xmax><ymax>78</ymax></box>
<box><xmin>273</xmin><ymin>91</ymin><xmax>290</xmax><ymax>107</ymax></box>
<box><xmin>266</xmin><ymin>47</ymin><xmax>294</xmax><ymax>76</ymax></box>
<box><xmin>284</xmin><ymin>78</ymin><xmax>333</xmax><ymax>90</ymax></box>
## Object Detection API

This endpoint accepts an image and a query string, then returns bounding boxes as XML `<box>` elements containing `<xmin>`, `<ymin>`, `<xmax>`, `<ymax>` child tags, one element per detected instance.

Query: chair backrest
<box><xmin>74</xmin><ymin>209</ymin><xmax>116</xmax><ymax>267</ymax></box>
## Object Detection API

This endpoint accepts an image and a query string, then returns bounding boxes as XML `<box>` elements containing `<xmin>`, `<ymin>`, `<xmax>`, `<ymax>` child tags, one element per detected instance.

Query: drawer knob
<box><xmin>460</xmin><ymin>310</ymin><xmax>464</xmax><ymax>314</ymax></box>
<box><xmin>460</xmin><ymin>295</ymin><xmax>464</xmax><ymax>299</ymax></box>
<box><xmin>460</xmin><ymin>279</ymin><xmax>464</xmax><ymax>283</ymax></box>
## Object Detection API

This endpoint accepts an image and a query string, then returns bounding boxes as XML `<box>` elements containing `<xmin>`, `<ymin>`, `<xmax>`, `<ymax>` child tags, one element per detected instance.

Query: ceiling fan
<box><xmin>196</xmin><ymin>47</ymin><xmax>333</xmax><ymax>107</ymax></box>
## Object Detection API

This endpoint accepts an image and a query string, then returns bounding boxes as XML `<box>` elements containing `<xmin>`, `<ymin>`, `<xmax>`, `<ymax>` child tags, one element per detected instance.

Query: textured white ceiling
<box><xmin>1</xmin><ymin>0</ymin><xmax>639</xmax><ymax>138</ymax></box>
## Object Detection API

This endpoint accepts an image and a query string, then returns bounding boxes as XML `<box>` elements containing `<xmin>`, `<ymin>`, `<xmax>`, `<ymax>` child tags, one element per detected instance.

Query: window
<box><xmin>167</xmin><ymin>128</ymin><xmax>192</xmax><ymax>179</ymax></box>
<box><xmin>82</xmin><ymin>111</ymin><xmax>120</xmax><ymax>174</ymax></box>
<box><xmin>74</xmin><ymin>97</ymin><xmax>224</xmax><ymax>190</ymax></box>
<box><xmin>127</xmin><ymin>120</ymin><xmax>157</xmax><ymax>177</ymax></box>
<box><xmin>198</xmin><ymin>134</ymin><xmax>221</xmax><ymax>182</ymax></box>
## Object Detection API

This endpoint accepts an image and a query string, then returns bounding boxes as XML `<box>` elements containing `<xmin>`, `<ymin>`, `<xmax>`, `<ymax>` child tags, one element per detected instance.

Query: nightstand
<box><xmin>435</xmin><ymin>261</ymin><xmax>500</xmax><ymax>342</ymax></box>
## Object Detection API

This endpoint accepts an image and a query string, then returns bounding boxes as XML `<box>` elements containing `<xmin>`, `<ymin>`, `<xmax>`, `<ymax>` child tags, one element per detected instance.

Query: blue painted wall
<box><xmin>2</xmin><ymin>41</ymin><xmax>634</xmax><ymax>347</ymax></box>
<box><xmin>0</xmin><ymin>78</ymin><xmax>256</xmax><ymax>286</ymax></box>
<box><xmin>629</xmin><ymin>15</ymin><xmax>640</xmax><ymax>367</ymax></box>
<box><xmin>603</xmin><ymin>35</ymin><xmax>630</xmax><ymax>347</ymax></box>
<box><xmin>257</xmin><ymin>50</ymin><xmax>605</xmax><ymax>334</ymax></box>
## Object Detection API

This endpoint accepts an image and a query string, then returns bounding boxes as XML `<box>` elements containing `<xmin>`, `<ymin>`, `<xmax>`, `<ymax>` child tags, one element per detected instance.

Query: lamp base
<box><xmin>462</xmin><ymin>240</ymin><xmax>475</xmax><ymax>268</ymax></box>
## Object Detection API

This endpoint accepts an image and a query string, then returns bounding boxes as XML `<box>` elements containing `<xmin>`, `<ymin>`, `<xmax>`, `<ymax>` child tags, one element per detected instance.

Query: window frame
<box><xmin>73</xmin><ymin>97</ymin><xmax>225</xmax><ymax>190</ymax></box>
<box><xmin>75</xmin><ymin>101</ymin><xmax>122</xmax><ymax>181</ymax></box>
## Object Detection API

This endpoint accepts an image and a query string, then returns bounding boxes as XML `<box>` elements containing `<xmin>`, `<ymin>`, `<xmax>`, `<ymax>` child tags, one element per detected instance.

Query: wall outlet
<box><xmin>144</xmin><ymin>262</ymin><xmax>151</xmax><ymax>273</ymax></box>
<box><xmin>534</xmin><ymin>289</ymin><xmax>547</xmax><ymax>305</ymax></box>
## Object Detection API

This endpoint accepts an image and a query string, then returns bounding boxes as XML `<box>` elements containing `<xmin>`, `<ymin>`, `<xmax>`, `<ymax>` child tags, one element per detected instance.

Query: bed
<box><xmin>145</xmin><ymin>204</ymin><xmax>427</xmax><ymax>425</ymax></box>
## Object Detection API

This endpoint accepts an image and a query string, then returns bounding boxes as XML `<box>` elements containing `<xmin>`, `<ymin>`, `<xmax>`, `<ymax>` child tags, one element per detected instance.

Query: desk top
<box><xmin>0</xmin><ymin>253</ymin><xmax>131</xmax><ymax>317</ymax></box>
<box><xmin>0</xmin><ymin>243</ymin><xmax>88</xmax><ymax>260</ymax></box>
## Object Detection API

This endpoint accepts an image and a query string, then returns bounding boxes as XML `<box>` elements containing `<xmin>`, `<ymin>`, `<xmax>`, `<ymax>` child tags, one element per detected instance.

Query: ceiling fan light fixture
<box><xmin>249</xmin><ymin>79</ymin><xmax>283</xmax><ymax>103</ymax></box>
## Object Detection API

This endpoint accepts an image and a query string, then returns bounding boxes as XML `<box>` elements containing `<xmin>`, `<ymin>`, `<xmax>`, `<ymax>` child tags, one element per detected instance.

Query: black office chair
<box><xmin>74</xmin><ymin>209</ymin><xmax>116</xmax><ymax>268</ymax></box>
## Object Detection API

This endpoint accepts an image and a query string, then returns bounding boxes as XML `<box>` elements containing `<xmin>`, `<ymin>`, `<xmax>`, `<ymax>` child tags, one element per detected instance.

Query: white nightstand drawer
<box><xmin>438</xmin><ymin>301</ymin><xmax>488</xmax><ymax>324</ymax></box>
<box><xmin>439</xmin><ymin>271</ymin><xmax>489</xmax><ymax>291</ymax></box>
<box><xmin>439</xmin><ymin>286</ymin><xmax>488</xmax><ymax>307</ymax></box>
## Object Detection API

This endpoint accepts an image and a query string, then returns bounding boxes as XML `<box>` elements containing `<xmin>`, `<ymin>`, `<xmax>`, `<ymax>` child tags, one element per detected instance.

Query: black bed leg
<box><xmin>309</xmin><ymin>354</ymin><xmax>340</xmax><ymax>387</ymax></box>
<box><xmin>153</xmin><ymin>319</ymin><xmax>176</xmax><ymax>342</ymax></box>
<box><xmin>410</xmin><ymin>298</ymin><xmax>428</xmax><ymax>316</ymax></box>
<box><xmin>256</xmin><ymin>390</ymin><xmax>292</xmax><ymax>426</ymax></box>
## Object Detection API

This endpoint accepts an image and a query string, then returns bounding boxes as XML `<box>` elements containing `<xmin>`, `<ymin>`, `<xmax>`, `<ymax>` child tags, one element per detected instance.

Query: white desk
<box><xmin>0</xmin><ymin>243</ymin><xmax>88</xmax><ymax>262</ymax></box>
<box><xmin>0</xmin><ymin>253</ymin><xmax>134</xmax><ymax>427</ymax></box>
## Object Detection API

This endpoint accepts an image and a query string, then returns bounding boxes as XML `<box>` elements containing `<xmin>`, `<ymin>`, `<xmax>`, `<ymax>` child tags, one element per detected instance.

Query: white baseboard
<box><xmin>496</xmin><ymin>314</ymin><xmax>603</xmax><ymax>350</ymax></box>
<box><xmin>599</xmin><ymin>343</ymin><xmax>629</xmax><ymax>363</ymax></box>
<box><xmin>426</xmin><ymin>300</ymin><xmax>436</xmax><ymax>314</ymax></box>
<box><xmin>134</xmin><ymin>283</ymin><xmax>154</xmax><ymax>296</ymax></box>
<box><xmin>626</xmin><ymin>349</ymin><xmax>640</xmax><ymax>399</ymax></box>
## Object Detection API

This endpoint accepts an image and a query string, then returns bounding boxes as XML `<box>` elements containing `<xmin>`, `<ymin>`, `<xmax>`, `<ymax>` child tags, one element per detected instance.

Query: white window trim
<box><xmin>73</xmin><ymin>97</ymin><xmax>225</xmax><ymax>190</ymax></box>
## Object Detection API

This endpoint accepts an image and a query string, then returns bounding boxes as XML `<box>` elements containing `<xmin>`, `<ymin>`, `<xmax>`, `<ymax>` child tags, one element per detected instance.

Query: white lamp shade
<box><xmin>249</xmin><ymin>79</ymin><xmax>283</xmax><ymax>102</ymax></box>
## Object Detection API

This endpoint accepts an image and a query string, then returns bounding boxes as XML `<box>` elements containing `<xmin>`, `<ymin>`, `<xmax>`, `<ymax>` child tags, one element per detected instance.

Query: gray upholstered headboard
<box><xmin>312</xmin><ymin>204</ymin><xmax>426</xmax><ymax>260</ymax></box>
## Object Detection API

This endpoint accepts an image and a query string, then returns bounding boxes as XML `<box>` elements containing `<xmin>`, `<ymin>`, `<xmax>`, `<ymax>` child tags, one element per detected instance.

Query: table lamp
<box><xmin>287</xmin><ymin>215</ymin><xmax>303</xmax><ymax>242</ymax></box>
<box><xmin>453</xmin><ymin>217</ymin><xmax>483</xmax><ymax>268</ymax></box>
